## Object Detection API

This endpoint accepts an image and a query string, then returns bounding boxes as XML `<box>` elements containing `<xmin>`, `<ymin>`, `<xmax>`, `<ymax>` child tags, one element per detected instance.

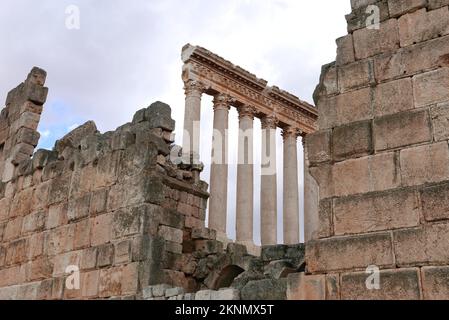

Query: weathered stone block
<box><xmin>414</xmin><ymin>68</ymin><xmax>449</xmax><ymax>107</ymax></box>
<box><xmin>112</xmin><ymin>206</ymin><xmax>143</xmax><ymax>239</ymax></box>
<box><xmin>287</xmin><ymin>273</ymin><xmax>325</xmax><ymax>300</ymax></box>
<box><xmin>334</xmin><ymin>188</ymin><xmax>420</xmax><ymax>235</ymax></box>
<box><xmin>212</xmin><ymin>288</ymin><xmax>240</xmax><ymax>300</ymax></box>
<box><xmin>80</xmin><ymin>247</ymin><xmax>98</xmax><ymax>271</ymax></box>
<box><xmin>21</xmin><ymin>211</ymin><xmax>46</xmax><ymax>234</ymax></box>
<box><xmin>191</xmin><ymin>227</ymin><xmax>217</xmax><ymax>240</ymax></box>
<box><xmin>421</xmin><ymin>266</ymin><xmax>449</xmax><ymax>300</ymax></box>
<box><xmin>146</xmin><ymin>102</ymin><xmax>176</xmax><ymax>131</ymax></box>
<box><xmin>375</xmin><ymin>35</ymin><xmax>449</xmax><ymax>82</ymax></box>
<box><xmin>90</xmin><ymin>213</ymin><xmax>112</xmax><ymax>246</ymax></box>
<box><xmin>115</xmin><ymin>240</ymin><xmax>131</xmax><ymax>264</ymax></box>
<box><xmin>388</xmin><ymin>0</ymin><xmax>427</xmax><ymax>17</ymax></box>
<box><xmin>89</xmin><ymin>188</ymin><xmax>108</xmax><ymax>216</ymax></box>
<box><xmin>394</xmin><ymin>223</ymin><xmax>449</xmax><ymax>266</ymax></box>
<box><xmin>333</xmin><ymin>120</ymin><xmax>372</xmax><ymax>161</ymax></box>
<box><xmin>341</xmin><ymin>268</ymin><xmax>421</xmax><ymax>300</ymax></box>
<box><xmin>81</xmin><ymin>270</ymin><xmax>100</xmax><ymax>298</ymax></box>
<box><xmin>431</xmin><ymin>102</ymin><xmax>449</xmax><ymax>141</ymax></box>
<box><xmin>373</xmin><ymin>110</ymin><xmax>431</xmax><ymax>151</ymax></box>
<box><xmin>400</xmin><ymin>142</ymin><xmax>449</xmax><ymax>186</ymax></box>
<box><xmin>326</xmin><ymin>274</ymin><xmax>340</xmax><ymax>300</ymax></box>
<box><xmin>46</xmin><ymin>203</ymin><xmax>68</xmax><ymax>230</ymax></box>
<box><xmin>346</xmin><ymin>0</ymin><xmax>390</xmax><ymax>33</ymax></box>
<box><xmin>306</xmin><ymin>232</ymin><xmax>394</xmax><ymax>273</ymax></box>
<box><xmin>121</xmin><ymin>263</ymin><xmax>139</xmax><ymax>295</ymax></box>
<box><xmin>353</xmin><ymin>19</ymin><xmax>399</xmax><ymax>60</ymax></box>
<box><xmin>399</xmin><ymin>8</ymin><xmax>449</xmax><ymax>47</ymax></box>
<box><xmin>373</xmin><ymin>77</ymin><xmax>414</xmax><ymax>117</ymax></box>
<box><xmin>99</xmin><ymin>267</ymin><xmax>122</xmax><ymax>298</ymax></box>
<box><xmin>336</xmin><ymin>35</ymin><xmax>355</xmax><ymax>66</ymax></box>
<box><xmin>97</xmin><ymin>244</ymin><xmax>114</xmax><ymax>268</ymax></box>
<box><xmin>52</xmin><ymin>250</ymin><xmax>81</xmax><ymax>276</ymax></box>
<box><xmin>67</xmin><ymin>194</ymin><xmax>91</xmax><ymax>222</ymax></box>
<box><xmin>158</xmin><ymin>225</ymin><xmax>183</xmax><ymax>243</ymax></box>
<box><xmin>421</xmin><ymin>182</ymin><xmax>449</xmax><ymax>222</ymax></box>
<box><xmin>338</xmin><ymin>59</ymin><xmax>375</xmax><ymax>93</ymax></box>
<box><xmin>318</xmin><ymin>87</ymin><xmax>372</xmax><ymax>129</ymax></box>
<box><xmin>44</xmin><ymin>225</ymin><xmax>75</xmax><ymax>256</ymax></box>
<box><xmin>305</xmin><ymin>130</ymin><xmax>331</xmax><ymax>164</ymax></box>
<box><xmin>316</xmin><ymin>199</ymin><xmax>333</xmax><ymax>239</ymax></box>
<box><xmin>241</xmin><ymin>279</ymin><xmax>287</xmax><ymax>300</ymax></box>
<box><xmin>333</xmin><ymin>152</ymin><xmax>399</xmax><ymax>197</ymax></box>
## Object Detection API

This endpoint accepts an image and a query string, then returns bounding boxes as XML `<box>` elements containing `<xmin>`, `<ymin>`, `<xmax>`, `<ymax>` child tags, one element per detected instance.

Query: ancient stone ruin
<box><xmin>1</xmin><ymin>0</ymin><xmax>449</xmax><ymax>300</ymax></box>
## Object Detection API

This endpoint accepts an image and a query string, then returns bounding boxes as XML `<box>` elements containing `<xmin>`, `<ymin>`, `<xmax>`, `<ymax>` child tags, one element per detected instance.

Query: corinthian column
<box><xmin>282</xmin><ymin>127</ymin><xmax>300</xmax><ymax>245</ymax></box>
<box><xmin>236</xmin><ymin>105</ymin><xmax>256</xmax><ymax>244</ymax></box>
<box><xmin>260</xmin><ymin>115</ymin><xmax>278</xmax><ymax>246</ymax></box>
<box><xmin>208</xmin><ymin>93</ymin><xmax>231</xmax><ymax>237</ymax></box>
<box><xmin>182</xmin><ymin>79</ymin><xmax>205</xmax><ymax>165</ymax></box>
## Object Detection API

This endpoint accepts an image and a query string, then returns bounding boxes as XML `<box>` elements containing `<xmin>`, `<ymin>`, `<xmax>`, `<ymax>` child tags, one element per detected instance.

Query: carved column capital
<box><xmin>261</xmin><ymin>115</ymin><xmax>278</xmax><ymax>130</ymax></box>
<box><xmin>213</xmin><ymin>93</ymin><xmax>233</xmax><ymax>111</ymax></box>
<box><xmin>238</xmin><ymin>105</ymin><xmax>256</xmax><ymax>120</ymax></box>
<box><xmin>184</xmin><ymin>79</ymin><xmax>206</xmax><ymax>97</ymax></box>
<box><xmin>282</xmin><ymin>126</ymin><xmax>301</xmax><ymax>141</ymax></box>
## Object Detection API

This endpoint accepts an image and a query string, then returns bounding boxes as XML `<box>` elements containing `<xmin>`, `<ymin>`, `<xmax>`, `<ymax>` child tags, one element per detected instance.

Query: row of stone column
<box><xmin>182</xmin><ymin>80</ymin><xmax>301</xmax><ymax>246</ymax></box>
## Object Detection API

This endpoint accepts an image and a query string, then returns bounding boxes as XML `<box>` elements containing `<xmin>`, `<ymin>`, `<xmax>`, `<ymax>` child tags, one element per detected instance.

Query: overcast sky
<box><xmin>0</xmin><ymin>0</ymin><xmax>351</xmax><ymax>244</ymax></box>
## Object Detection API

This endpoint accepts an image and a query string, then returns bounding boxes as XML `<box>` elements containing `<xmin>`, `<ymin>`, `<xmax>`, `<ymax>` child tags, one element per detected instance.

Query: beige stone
<box><xmin>400</xmin><ymin>142</ymin><xmax>449</xmax><ymax>186</ymax></box>
<box><xmin>421</xmin><ymin>266</ymin><xmax>449</xmax><ymax>300</ymax></box>
<box><xmin>393</xmin><ymin>222</ymin><xmax>449</xmax><ymax>266</ymax></box>
<box><xmin>90</xmin><ymin>213</ymin><xmax>112</xmax><ymax>246</ymax></box>
<box><xmin>375</xmin><ymin>35</ymin><xmax>449</xmax><ymax>82</ymax></box>
<box><xmin>399</xmin><ymin>7</ymin><xmax>449</xmax><ymax>47</ymax></box>
<box><xmin>353</xmin><ymin>19</ymin><xmax>399</xmax><ymax>60</ymax></box>
<box><xmin>388</xmin><ymin>0</ymin><xmax>427</xmax><ymax>18</ymax></box>
<box><xmin>431</xmin><ymin>102</ymin><xmax>449</xmax><ymax>141</ymax></box>
<box><xmin>318</xmin><ymin>87</ymin><xmax>372</xmax><ymax>129</ymax></box>
<box><xmin>337</xmin><ymin>59</ymin><xmax>375</xmax><ymax>93</ymax></box>
<box><xmin>414</xmin><ymin>68</ymin><xmax>449</xmax><ymax>107</ymax></box>
<box><xmin>373</xmin><ymin>110</ymin><xmax>431</xmax><ymax>151</ymax></box>
<box><xmin>334</xmin><ymin>189</ymin><xmax>420</xmax><ymax>235</ymax></box>
<box><xmin>336</xmin><ymin>35</ymin><xmax>355</xmax><ymax>66</ymax></box>
<box><xmin>287</xmin><ymin>273</ymin><xmax>325</xmax><ymax>300</ymax></box>
<box><xmin>373</xmin><ymin>77</ymin><xmax>414</xmax><ymax>117</ymax></box>
<box><xmin>421</xmin><ymin>182</ymin><xmax>449</xmax><ymax>222</ymax></box>
<box><xmin>332</xmin><ymin>120</ymin><xmax>372</xmax><ymax>161</ymax></box>
<box><xmin>306</xmin><ymin>232</ymin><xmax>394</xmax><ymax>273</ymax></box>
<box><xmin>341</xmin><ymin>268</ymin><xmax>421</xmax><ymax>300</ymax></box>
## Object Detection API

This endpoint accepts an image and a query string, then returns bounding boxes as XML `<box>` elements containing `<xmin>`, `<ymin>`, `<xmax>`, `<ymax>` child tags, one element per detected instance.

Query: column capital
<box><xmin>282</xmin><ymin>126</ymin><xmax>302</xmax><ymax>140</ymax></box>
<box><xmin>184</xmin><ymin>79</ymin><xmax>206</xmax><ymax>97</ymax></box>
<box><xmin>261</xmin><ymin>115</ymin><xmax>278</xmax><ymax>130</ymax></box>
<box><xmin>238</xmin><ymin>105</ymin><xmax>256</xmax><ymax>120</ymax></box>
<box><xmin>213</xmin><ymin>93</ymin><xmax>233</xmax><ymax>111</ymax></box>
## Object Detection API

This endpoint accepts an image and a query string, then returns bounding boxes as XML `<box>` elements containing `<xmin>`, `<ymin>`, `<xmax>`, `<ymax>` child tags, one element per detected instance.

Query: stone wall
<box><xmin>0</xmin><ymin>69</ymin><xmax>216</xmax><ymax>299</ymax></box>
<box><xmin>294</xmin><ymin>0</ymin><xmax>449</xmax><ymax>300</ymax></box>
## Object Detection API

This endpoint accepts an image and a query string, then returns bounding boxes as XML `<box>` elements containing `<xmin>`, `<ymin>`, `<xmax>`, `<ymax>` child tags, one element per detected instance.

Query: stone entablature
<box><xmin>181</xmin><ymin>44</ymin><xmax>318</xmax><ymax>135</ymax></box>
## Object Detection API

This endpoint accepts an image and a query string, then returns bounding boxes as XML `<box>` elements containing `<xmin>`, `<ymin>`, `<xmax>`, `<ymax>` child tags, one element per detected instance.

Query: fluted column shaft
<box><xmin>208</xmin><ymin>94</ymin><xmax>231</xmax><ymax>235</ymax></box>
<box><xmin>236</xmin><ymin>106</ymin><xmax>255</xmax><ymax>243</ymax></box>
<box><xmin>182</xmin><ymin>80</ymin><xmax>204</xmax><ymax>165</ymax></box>
<box><xmin>283</xmin><ymin>127</ymin><xmax>300</xmax><ymax>245</ymax></box>
<box><xmin>260</xmin><ymin>116</ymin><xmax>278</xmax><ymax>246</ymax></box>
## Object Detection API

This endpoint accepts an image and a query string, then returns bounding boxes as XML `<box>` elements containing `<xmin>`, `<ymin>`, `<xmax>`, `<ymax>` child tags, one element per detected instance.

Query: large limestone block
<box><xmin>341</xmin><ymin>268</ymin><xmax>421</xmax><ymax>300</ymax></box>
<box><xmin>306</xmin><ymin>232</ymin><xmax>394</xmax><ymax>273</ymax></box>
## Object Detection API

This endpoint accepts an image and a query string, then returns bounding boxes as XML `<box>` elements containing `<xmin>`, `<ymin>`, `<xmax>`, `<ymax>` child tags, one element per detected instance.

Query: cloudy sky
<box><xmin>0</xmin><ymin>0</ymin><xmax>351</xmax><ymax>244</ymax></box>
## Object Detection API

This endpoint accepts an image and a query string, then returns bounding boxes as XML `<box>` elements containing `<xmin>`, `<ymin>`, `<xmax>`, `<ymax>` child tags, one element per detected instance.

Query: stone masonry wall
<box><xmin>293</xmin><ymin>0</ymin><xmax>449</xmax><ymax>300</ymax></box>
<box><xmin>0</xmin><ymin>69</ymin><xmax>215</xmax><ymax>299</ymax></box>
